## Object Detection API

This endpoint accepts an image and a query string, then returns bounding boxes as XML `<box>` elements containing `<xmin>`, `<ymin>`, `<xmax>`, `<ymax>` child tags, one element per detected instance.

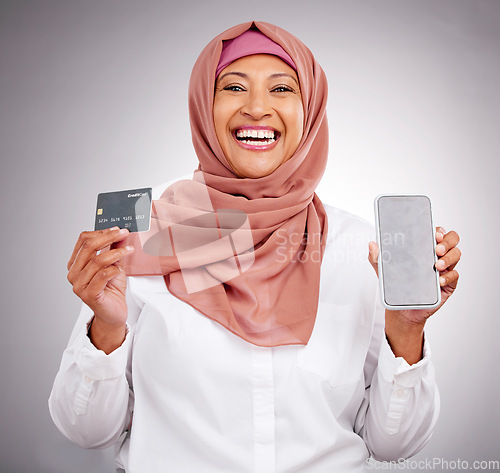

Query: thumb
<box><xmin>368</xmin><ymin>241</ymin><xmax>379</xmax><ymax>277</ymax></box>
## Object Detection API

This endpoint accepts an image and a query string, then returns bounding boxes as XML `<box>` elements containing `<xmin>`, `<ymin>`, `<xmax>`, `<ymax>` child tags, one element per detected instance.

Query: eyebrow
<box><xmin>217</xmin><ymin>71</ymin><xmax>299</xmax><ymax>86</ymax></box>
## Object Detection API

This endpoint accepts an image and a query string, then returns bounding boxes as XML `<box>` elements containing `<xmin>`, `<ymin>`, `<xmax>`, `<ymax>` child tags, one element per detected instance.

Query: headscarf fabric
<box><xmin>120</xmin><ymin>21</ymin><xmax>329</xmax><ymax>347</ymax></box>
<box><xmin>215</xmin><ymin>28</ymin><xmax>296</xmax><ymax>77</ymax></box>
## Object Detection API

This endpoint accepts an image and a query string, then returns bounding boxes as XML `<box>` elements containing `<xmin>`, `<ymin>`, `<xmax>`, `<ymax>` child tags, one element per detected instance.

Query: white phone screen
<box><xmin>376</xmin><ymin>195</ymin><xmax>440</xmax><ymax>309</ymax></box>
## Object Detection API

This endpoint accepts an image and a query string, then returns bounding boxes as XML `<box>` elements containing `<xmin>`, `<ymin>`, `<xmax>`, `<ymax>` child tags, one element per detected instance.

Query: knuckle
<box><xmin>90</xmin><ymin>253</ymin><xmax>104</xmax><ymax>266</ymax></box>
<box><xmin>94</xmin><ymin>268</ymin><xmax>107</xmax><ymax>280</ymax></box>
<box><xmin>98</xmin><ymin>266</ymin><xmax>111</xmax><ymax>278</ymax></box>
<box><xmin>99</xmin><ymin>265</ymin><xmax>119</xmax><ymax>279</ymax></box>
<box><xmin>78</xmin><ymin>231</ymin><xmax>92</xmax><ymax>243</ymax></box>
<box><xmin>447</xmin><ymin>270</ymin><xmax>459</xmax><ymax>283</ymax></box>
<box><xmin>449</xmin><ymin>230</ymin><xmax>459</xmax><ymax>242</ymax></box>
<box><xmin>81</xmin><ymin>238</ymin><xmax>94</xmax><ymax>250</ymax></box>
<box><xmin>96</xmin><ymin>251</ymin><xmax>116</xmax><ymax>267</ymax></box>
<box><xmin>72</xmin><ymin>283</ymin><xmax>83</xmax><ymax>296</ymax></box>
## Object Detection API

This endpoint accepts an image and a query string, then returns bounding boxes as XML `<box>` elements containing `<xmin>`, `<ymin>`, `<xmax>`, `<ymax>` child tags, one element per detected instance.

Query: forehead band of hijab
<box><xmin>215</xmin><ymin>28</ymin><xmax>297</xmax><ymax>77</ymax></box>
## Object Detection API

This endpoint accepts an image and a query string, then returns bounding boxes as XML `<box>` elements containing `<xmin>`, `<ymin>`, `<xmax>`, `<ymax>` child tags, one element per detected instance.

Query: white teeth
<box><xmin>236</xmin><ymin>129</ymin><xmax>276</xmax><ymax>140</ymax></box>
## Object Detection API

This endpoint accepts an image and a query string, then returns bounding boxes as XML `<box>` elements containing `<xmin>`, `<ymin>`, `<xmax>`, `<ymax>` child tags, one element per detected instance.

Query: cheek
<box><xmin>213</xmin><ymin>98</ymin><xmax>239</xmax><ymax>147</ymax></box>
<box><xmin>212</xmin><ymin>101</ymin><xmax>225</xmax><ymax>138</ymax></box>
<box><xmin>286</xmin><ymin>102</ymin><xmax>304</xmax><ymax>147</ymax></box>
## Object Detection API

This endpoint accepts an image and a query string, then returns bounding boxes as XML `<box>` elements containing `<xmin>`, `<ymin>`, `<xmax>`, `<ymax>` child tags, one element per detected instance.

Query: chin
<box><xmin>238</xmin><ymin>163</ymin><xmax>281</xmax><ymax>179</ymax></box>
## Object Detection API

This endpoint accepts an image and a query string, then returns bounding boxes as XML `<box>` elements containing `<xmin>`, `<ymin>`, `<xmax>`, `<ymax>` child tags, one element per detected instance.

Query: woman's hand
<box><xmin>368</xmin><ymin>227</ymin><xmax>461</xmax><ymax>364</ymax></box>
<box><xmin>67</xmin><ymin>227</ymin><xmax>134</xmax><ymax>353</ymax></box>
<box><xmin>368</xmin><ymin>227</ymin><xmax>460</xmax><ymax>323</ymax></box>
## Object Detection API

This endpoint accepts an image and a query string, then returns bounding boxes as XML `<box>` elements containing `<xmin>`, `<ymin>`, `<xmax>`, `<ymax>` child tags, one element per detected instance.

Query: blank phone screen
<box><xmin>377</xmin><ymin>195</ymin><xmax>440</xmax><ymax>307</ymax></box>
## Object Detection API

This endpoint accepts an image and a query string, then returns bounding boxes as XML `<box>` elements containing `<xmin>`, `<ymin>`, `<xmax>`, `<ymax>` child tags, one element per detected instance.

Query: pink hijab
<box><xmin>120</xmin><ymin>21</ymin><xmax>329</xmax><ymax>347</ymax></box>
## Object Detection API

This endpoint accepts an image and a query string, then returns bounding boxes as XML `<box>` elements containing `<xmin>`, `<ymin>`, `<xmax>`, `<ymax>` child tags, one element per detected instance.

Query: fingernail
<box><xmin>436</xmin><ymin>244</ymin><xmax>445</xmax><ymax>254</ymax></box>
<box><xmin>125</xmin><ymin>245</ymin><xmax>134</xmax><ymax>252</ymax></box>
<box><xmin>118</xmin><ymin>228</ymin><xmax>129</xmax><ymax>235</ymax></box>
<box><xmin>436</xmin><ymin>259</ymin><xmax>445</xmax><ymax>270</ymax></box>
<box><xmin>440</xmin><ymin>276</ymin><xmax>446</xmax><ymax>286</ymax></box>
<box><xmin>109</xmin><ymin>226</ymin><xmax>120</xmax><ymax>231</ymax></box>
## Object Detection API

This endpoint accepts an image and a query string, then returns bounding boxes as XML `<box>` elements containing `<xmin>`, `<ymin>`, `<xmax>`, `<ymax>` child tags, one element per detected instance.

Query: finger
<box><xmin>435</xmin><ymin>227</ymin><xmax>446</xmax><ymax>244</ymax></box>
<box><xmin>435</xmin><ymin>230</ymin><xmax>460</xmax><ymax>257</ymax></box>
<box><xmin>67</xmin><ymin>228</ymin><xmax>130</xmax><ymax>272</ymax></box>
<box><xmin>69</xmin><ymin>245</ymin><xmax>133</xmax><ymax>289</ymax></box>
<box><xmin>368</xmin><ymin>241</ymin><xmax>379</xmax><ymax>277</ymax></box>
<box><xmin>67</xmin><ymin>227</ymin><xmax>129</xmax><ymax>270</ymax></box>
<box><xmin>67</xmin><ymin>227</ymin><xmax>117</xmax><ymax>270</ymax></box>
<box><xmin>439</xmin><ymin>269</ymin><xmax>459</xmax><ymax>288</ymax></box>
<box><xmin>80</xmin><ymin>265</ymin><xmax>123</xmax><ymax>305</ymax></box>
<box><xmin>435</xmin><ymin>247</ymin><xmax>462</xmax><ymax>272</ymax></box>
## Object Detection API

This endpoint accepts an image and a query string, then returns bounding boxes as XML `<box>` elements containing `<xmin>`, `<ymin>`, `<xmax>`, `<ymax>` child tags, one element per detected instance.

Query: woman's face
<box><xmin>213</xmin><ymin>54</ymin><xmax>304</xmax><ymax>178</ymax></box>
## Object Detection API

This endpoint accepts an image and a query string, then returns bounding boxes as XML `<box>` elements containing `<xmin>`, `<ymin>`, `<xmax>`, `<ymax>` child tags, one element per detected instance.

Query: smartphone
<box><xmin>374</xmin><ymin>194</ymin><xmax>441</xmax><ymax>310</ymax></box>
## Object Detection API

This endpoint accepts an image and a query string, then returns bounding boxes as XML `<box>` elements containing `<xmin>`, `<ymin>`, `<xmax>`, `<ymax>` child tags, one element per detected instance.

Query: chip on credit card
<box><xmin>94</xmin><ymin>187</ymin><xmax>152</xmax><ymax>233</ymax></box>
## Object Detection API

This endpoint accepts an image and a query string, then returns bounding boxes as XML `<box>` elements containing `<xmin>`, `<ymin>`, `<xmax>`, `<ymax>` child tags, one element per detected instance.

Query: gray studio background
<box><xmin>1</xmin><ymin>0</ymin><xmax>499</xmax><ymax>472</ymax></box>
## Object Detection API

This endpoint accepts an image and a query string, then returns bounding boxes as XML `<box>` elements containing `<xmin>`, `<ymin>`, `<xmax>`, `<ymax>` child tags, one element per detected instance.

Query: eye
<box><xmin>271</xmin><ymin>85</ymin><xmax>295</xmax><ymax>93</ymax></box>
<box><xmin>223</xmin><ymin>84</ymin><xmax>246</xmax><ymax>92</ymax></box>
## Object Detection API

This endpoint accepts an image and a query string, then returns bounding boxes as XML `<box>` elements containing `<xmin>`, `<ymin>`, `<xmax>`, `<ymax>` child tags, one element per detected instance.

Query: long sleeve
<box><xmin>355</xmin><ymin>295</ymin><xmax>440</xmax><ymax>462</ymax></box>
<box><xmin>48</xmin><ymin>204</ymin><xmax>442</xmax><ymax>472</ymax></box>
<box><xmin>48</xmin><ymin>284</ymin><xmax>141</xmax><ymax>449</ymax></box>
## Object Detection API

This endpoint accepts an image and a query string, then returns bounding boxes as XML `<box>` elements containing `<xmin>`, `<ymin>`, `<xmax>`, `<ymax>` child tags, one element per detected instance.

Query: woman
<box><xmin>49</xmin><ymin>21</ymin><xmax>460</xmax><ymax>472</ymax></box>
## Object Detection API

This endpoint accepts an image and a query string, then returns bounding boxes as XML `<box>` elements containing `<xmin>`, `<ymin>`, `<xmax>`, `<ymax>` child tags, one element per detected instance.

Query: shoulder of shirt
<box><xmin>322</xmin><ymin>203</ymin><xmax>375</xmax><ymax>240</ymax></box>
<box><xmin>152</xmin><ymin>175</ymin><xmax>192</xmax><ymax>199</ymax></box>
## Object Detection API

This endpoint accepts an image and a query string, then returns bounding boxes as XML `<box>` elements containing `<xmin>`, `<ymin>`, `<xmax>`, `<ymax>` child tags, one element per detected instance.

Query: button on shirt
<box><xmin>49</xmin><ymin>205</ymin><xmax>439</xmax><ymax>473</ymax></box>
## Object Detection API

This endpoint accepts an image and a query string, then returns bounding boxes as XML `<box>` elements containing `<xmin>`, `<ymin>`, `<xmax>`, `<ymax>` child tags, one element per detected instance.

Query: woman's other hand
<box><xmin>368</xmin><ymin>227</ymin><xmax>460</xmax><ymax>322</ymax></box>
<box><xmin>67</xmin><ymin>227</ymin><xmax>134</xmax><ymax>353</ymax></box>
<box><xmin>368</xmin><ymin>227</ymin><xmax>460</xmax><ymax>364</ymax></box>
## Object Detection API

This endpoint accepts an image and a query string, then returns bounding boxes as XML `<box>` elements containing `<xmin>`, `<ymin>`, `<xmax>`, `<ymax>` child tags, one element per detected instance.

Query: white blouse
<box><xmin>49</xmin><ymin>204</ymin><xmax>439</xmax><ymax>473</ymax></box>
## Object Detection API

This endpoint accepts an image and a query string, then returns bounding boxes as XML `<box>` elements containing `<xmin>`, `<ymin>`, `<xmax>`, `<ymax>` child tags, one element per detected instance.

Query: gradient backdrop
<box><xmin>1</xmin><ymin>0</ymin><xmax>499</xmax><ymax>471</ymax></box>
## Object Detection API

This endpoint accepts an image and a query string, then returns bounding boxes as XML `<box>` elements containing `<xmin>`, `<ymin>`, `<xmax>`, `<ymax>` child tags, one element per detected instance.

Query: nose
<box><xmin>240</xmin><ymin>88</ymin><xmax>272</xmax><ymax>121</ymax></box>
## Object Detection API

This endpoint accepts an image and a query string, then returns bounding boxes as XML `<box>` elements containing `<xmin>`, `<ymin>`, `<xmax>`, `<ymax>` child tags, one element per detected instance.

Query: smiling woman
<box><xmin>49</xmin><ymin>20</ymin><xmax>461</xmax><ymax>473</ymax></box>
<box><xmin>214</xmin><ymin>54</ymin><xmax>304</xmax><ymax>178</ymax></box>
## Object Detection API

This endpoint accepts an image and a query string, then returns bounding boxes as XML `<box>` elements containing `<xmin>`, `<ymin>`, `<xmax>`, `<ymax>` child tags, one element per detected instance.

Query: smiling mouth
<box><xmin>233</xmin><ymin>128</ymin><xmax>280</xmax><ymax>148</ymax></box>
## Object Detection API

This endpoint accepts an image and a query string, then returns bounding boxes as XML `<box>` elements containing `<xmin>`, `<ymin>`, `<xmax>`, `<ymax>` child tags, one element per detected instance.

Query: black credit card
<box><xmin>94</xmin><ymin>187</ymin><xmax>152</xmax><ymax>232</ymax></box>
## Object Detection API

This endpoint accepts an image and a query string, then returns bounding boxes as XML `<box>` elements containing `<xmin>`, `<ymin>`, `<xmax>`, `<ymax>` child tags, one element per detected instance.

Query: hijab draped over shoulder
<box><xmin>120</xmin><ymin>21</ymin><xmax>329</xmax><ymax>347</ymax></box>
